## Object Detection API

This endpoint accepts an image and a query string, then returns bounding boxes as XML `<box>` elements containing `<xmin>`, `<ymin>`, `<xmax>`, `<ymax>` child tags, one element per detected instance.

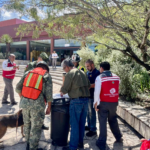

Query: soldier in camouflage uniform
<box><xmin>16</xmin><ymin>61</ymin><xmax>53</xmax><ymax>150</ymax></box>
<box><xmin>24</xmin><ymin>52</ymin><xmax>49</xmax><ymax>73</ymax></box>
<box><xmin>24</xmin><ymin>52</ymin><xmax>49</xmax><ymax>130</ymax></box>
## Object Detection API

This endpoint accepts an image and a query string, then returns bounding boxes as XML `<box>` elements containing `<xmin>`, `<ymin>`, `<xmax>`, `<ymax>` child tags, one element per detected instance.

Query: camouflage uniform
<box><xmin>16</xmin><ymin>71</ymin><xmax>53</xmax><ymax>150</ymax></box>
<box><xmin>24</xmin><ymin>52</ymin><xmax>49</xmax><ymax>73</ymax></box>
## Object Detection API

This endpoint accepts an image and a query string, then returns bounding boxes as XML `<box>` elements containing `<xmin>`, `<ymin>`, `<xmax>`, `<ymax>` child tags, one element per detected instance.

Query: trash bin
<box><xmin>51</xmin><ymin>97</ymin><xmax>70</xmax><ymax>146</ymax></box>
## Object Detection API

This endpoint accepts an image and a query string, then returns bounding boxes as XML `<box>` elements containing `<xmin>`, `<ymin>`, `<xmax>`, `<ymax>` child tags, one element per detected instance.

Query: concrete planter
<box><xmin>117</xmin><ymin>100</ymin><xmax>150</xmax><ymax>139</ymax></box>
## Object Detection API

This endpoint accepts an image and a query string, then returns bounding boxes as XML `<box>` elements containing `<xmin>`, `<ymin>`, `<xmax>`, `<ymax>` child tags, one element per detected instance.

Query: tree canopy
<box><xmin>1</xmin><ymin>0</ymin><xmax>150</xmax><ymax>70</ymax></box>
<box><xmin>0</xmin><ymin>34</ymin><xmax>13</xmax><ymax>44</ymax></box>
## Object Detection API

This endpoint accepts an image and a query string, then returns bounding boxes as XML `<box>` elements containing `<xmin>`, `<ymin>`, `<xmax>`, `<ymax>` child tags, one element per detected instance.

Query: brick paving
<box><xmin>0</xmin><ymin>76</ymin><xmax>142</xmax><ymax>150</ymax></box>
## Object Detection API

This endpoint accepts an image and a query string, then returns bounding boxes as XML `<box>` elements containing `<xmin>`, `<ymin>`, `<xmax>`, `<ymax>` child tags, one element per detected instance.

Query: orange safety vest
<box><xmin>22</xmin><ymin>67</ymin><xmax>46</xmax><ymax>100</ymax></box>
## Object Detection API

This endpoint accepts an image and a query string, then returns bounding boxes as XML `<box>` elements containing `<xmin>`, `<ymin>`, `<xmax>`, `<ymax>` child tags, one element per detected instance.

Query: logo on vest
<box><xmin>110</xmin><ymin>88</ymin><xmax>116</xmax><ymax>94</ymax></box>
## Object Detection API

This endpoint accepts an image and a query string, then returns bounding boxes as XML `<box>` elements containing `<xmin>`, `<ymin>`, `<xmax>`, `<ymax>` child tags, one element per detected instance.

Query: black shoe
<box><xmin>115</xmin><ymin>137</ymin><xmax>123</xmax><ymax>143</ymax></box>
<box><xmin>26</xmin><ymin>143</ymin><xmax>29</xmax><ymax>150</ymax></box>
<box><xmin>85</xmin><ymin>126</ymin><xmax>90</xmax><ymax>131</ymax></box>
<box><xmin>78</xmin><ymin>142</ymin><xmax>84</xmax><ymax>149</ymax></box>
<box><xmin>42</xmin><ymin>124</ymin><xmax>49</xmax><ymax>130</ymax></box>
<box><xmin>37</xmin><ymin>149</ymin><xmax>43</xmax><ymax>150</ymax></box>
<box><xmin>86</xmin><ymin>131</ymin><xmax>97</xmax><ymax>137</ymax></box>
<box><xmin>96</xmin><ymin>141</ymin><xmax>106</xmax><ymax>150</ymax></box>
<box><xmin>11</xmin><ymin>101</ymin><xmax>18</xmax><ymax>105</ymax></box>
<box><xmin>2</xmin><ymin>101</ymin><xmax>10</xmax><ymax>104</ymax></box>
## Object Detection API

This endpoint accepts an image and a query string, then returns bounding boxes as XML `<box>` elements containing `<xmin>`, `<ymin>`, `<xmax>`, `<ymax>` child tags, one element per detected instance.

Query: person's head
<box><xmin>85</xmin><ymin>59</ymin><xmax>95</xmax><ymax>72</ymax></box>
<box><xmin>100</xmin><ymin>61</ymin><xmax>110</xmax><ymax>73</ymax></box>
<box><xmin>71</xmin><ymin>54</ymin><xmax>81</xmax><ymax>67</ymax></box>
<box><xmin>72</xmin><ymin>62</ymin><xmax>78</xmax><ymax>67</ymax></box>
<box><xmin>54</xmin><ymin>51</ymin><xmax>56</xmax><ymax>53</ymax></box>
<box><xmin>61</xmin><ymin>58</ymin><xmax>74</xmax><ymax>73</ymax></box>
<box><xmin>37</xmin><ymin>52</ymin><xmax>49</xmax><ymax>63</ymax></box>
<box><xmin>9</xmin><ymin>54</ymin><xmax>15</xmax><ymax>62</ymax></box>
<box><xmin>36</xmin><ymin>61</ymin><xmax>49</xmax><ymax>72</ymax></box>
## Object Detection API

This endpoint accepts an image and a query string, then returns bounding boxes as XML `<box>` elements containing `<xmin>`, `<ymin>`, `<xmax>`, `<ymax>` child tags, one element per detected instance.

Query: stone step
<box><xmin>52</xmin><ymin>79</ymin><xmax>63</xmax><ymax>85</ymax></box>
<box><xmin>52</xmin><ymin>76</ymin><xmax>62</xmax><ymax>81</ymax></box>
<box><xmin>50</xmin><ymin>73</ymin><xmax>63</xmax><ymax>77</ymax></box>
<box><xmin>0</xmin><ymin>72</ymin><xmax>63</xmax><ymax>82</ymax></box>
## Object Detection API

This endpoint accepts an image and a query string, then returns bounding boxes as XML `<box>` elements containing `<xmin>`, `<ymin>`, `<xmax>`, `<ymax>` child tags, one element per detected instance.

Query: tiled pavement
<box><xmin>0</xmin><ymin>76</ymin><xmax>142</xmax><ymax>150</ymax></box>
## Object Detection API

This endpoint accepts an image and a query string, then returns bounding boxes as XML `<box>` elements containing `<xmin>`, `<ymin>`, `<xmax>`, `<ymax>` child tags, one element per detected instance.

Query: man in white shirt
<box><xmin>94</xmin><ymin>62</ymin><xmax>122</xmax><ymax>150</ymax></box>
<box><xmin>2</xmin><ymin>54</ymin><xmax>19</xmax><ymax>105</ymax></box>
<box><xmin>52</xmin><ymin>51</ymin><xmax>58</xmax><ymax>68</ymax></box>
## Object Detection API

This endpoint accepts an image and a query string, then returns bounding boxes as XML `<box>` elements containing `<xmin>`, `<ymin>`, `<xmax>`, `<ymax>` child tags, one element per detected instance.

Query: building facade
<box><xmin>0</xmin><ymin>18</ymin><xmax>96</xmax><ymax>65</ymax></box>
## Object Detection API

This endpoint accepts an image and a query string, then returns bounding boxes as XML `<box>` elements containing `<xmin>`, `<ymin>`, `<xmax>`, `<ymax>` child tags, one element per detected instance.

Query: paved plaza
<box><xmin>0</xmin><ymin>76</ymin><xmax>142</xmax><ymax>150</ymax></box>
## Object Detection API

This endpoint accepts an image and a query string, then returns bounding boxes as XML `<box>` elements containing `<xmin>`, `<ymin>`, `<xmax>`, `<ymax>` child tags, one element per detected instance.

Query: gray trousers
<box><xmin>52</xmin><ymin>58</ymin><xmax>57</xmax><ymax>68</ymax></box>
<box><xmin>97</xmin><ymin>102</ymin><xmax>122</xmax><ymax>148</ymax></box>
<box><xmin>2</xmin><ymin>77</ymin><xmax>15</xmax><ymax>103</ymax></box>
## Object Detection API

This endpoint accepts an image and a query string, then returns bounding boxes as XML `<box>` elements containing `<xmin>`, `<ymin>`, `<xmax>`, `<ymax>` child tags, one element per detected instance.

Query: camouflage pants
<box><xmin>22</xmin><ymin>108</ymin><xmax>45</xmax><ymax>150</ymax></box>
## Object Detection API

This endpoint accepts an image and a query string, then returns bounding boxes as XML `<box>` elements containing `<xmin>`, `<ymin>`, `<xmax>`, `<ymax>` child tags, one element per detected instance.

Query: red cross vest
<box><xmin>22</xmin><ymin>67</ymin><xmax>46</xmax><ymax>100</ymax></box>
<box><xmin>100</xmin><ymin>75</ymin><xmax>120</xmax><ymax>103</ymax></box>
<box><xmin>2</xmin><ymin>60</ymin><xmax>16</xmax><ymax>79</ymax></box>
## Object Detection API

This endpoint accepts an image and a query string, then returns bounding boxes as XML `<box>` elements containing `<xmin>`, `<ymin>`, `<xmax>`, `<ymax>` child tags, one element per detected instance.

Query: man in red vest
<box><xmin>2</xmin><ymin>54</ymin><xmax>19</xmax><ymax>105</ymax></box>
<box><xmin>94</xmin><ymin>62</ymin><xmax>123</xmax><ymax>150</ymax></box>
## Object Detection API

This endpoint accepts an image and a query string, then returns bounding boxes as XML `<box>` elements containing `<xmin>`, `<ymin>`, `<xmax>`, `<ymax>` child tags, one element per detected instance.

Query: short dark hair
<box><xmin>85</xmin><ymin>59</ymin><xmax>94</xmax><ymax>64</ymax></box>
<box><xmin>36</xmin><ymin>64</ymin><xmax>49</xmax><ymax>72</ymax></box>
<box><xmin>100</xmin><ymin>62</ymin><xmax>110</xmax><ymax>70</ymax></box>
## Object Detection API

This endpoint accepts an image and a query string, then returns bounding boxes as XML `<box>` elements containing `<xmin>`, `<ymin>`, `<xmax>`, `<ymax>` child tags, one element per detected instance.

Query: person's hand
<box><xmin>141</xmin><ymin>138</ymin><xmax>146</xmax><ymax>143</ymax></box>
<box><xmin>13</xmin><ymin>66</ymin><xmax>17</xmax><ymax>69</ymax></box>
<box><xmin>16</xmin><ymin>66</ymin><xmax>19</xmax><ymax>70</ymax></box>
<box><xmin>46</xmin><ymin>107</ymin><xmax>51</xmax><ymax>115</ymax></box>
<box><xmin>94</xmin><ymin>102</ymin><xmax>99</xmax><ymax>111</ymax></box>
<box><xmin>60</xmin><ymin>92</ymin><xmax>64</xmax><ymax>97</ymax></box>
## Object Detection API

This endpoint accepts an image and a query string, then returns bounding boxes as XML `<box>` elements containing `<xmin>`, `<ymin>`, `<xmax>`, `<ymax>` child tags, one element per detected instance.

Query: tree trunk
<box><xmin>129</xmin><ymin>54</ymin><xmax>150</xmax><ymax>71</ymax></box>
<box><xmin>6</xmin><ymin>43</ymin><xmax>10</xmax><ymax>58</ymax></box>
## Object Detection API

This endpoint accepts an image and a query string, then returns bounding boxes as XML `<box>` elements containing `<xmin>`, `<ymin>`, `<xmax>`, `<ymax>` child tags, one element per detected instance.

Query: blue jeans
<box><xmin>87</xmin><ymin>98</ymin><xmax>97</xmax><ymax>132</ymax></box>
<box><xmin>69</xmin><ymin>98</ymin><xmax>88</xmax><ymax>150</ymax></box>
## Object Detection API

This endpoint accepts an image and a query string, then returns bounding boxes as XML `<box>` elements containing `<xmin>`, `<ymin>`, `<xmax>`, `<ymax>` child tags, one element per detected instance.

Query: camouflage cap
<box><xmin>36</xmin><ymin>61</ymin><xmax>49</xmax><ymax>72</ymax></box>
<box><xmin>39</xmin><ymin>52</ymin><xmax>49</xmax><ymax>62</ymax></box>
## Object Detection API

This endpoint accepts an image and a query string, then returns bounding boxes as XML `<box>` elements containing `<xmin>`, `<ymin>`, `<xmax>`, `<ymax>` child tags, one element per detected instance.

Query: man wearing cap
<box><xmin>2</xmin><ymin>54</ymin><xmax>19</xmax><ymax>105</ymax></box>
<box><xmin>24</xmin><ymin>52</ymin><xmax>49</xmax><ymax>130</ymax></box>
<box><xmin>16</xmin><ymin>61</ymin><xmax>53</xmax><ymax>150</ymax></box>
<box><xmin>71</xmin><ymin>54</ymin><xmax>86</xmax><ymax>72</ymax></box>
<box><xmin>24</xmin><ymin>52</ymin><xmax>49</xmax><ymax>73</ymax></box>
<box><xmin>60</xmin><ymin>58</ymin><xmax>90</xmax><ymax>150</ymax></box>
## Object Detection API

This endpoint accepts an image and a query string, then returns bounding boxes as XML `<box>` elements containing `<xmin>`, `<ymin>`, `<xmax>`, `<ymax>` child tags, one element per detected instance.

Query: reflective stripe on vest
<box><xmin>26</xmin><ymin>73</ymin><xmax>33</xmax><ymax>86</ymax></box>
<box><xmin>35</xmin><ymin>75</ymin><xmax>42</xmax><ymax>89</ymax></box>
<box><xmin>78</xmin><ymin>66</ymin><xmax>86</xmax><ymax>72</ymax></box>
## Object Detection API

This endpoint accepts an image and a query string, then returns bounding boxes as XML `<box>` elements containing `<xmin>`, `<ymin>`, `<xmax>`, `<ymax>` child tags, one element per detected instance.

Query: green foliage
<box><xmin>77</xmin><ymin>47</ymin><xmax>96</xmax><ymax>67</ymax></box>
<box><xmin>0</xmin><ymin>34</ymin><xmax>13</xmax><ymax>44</ymax></box>
<box><xmin>95</xmin><ymin>50</ymin><xmax>149</xmax><ymax>99</ymax></box>
<box><xmin>133</xmin><ymin>71</ymin><xmax>150</xmax><ymax>92</ymax></box>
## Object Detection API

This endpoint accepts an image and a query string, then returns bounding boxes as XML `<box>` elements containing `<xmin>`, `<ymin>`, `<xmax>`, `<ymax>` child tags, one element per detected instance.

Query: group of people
<box><xmin>1</xmin><ymin>52</ymin><xmax>122</xmax><ymax>150</ymax></box>
<box><xmin>61</xmin><ymin>54</ymin><xmax>122</xmax><ymax>150</ymax></box>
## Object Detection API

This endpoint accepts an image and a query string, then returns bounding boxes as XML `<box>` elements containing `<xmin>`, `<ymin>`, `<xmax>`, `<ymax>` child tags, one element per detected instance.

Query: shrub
<box><xmin>96</xmin><ymin>51</ymin><xmax>143</xmax><ymax>99</ymax></box>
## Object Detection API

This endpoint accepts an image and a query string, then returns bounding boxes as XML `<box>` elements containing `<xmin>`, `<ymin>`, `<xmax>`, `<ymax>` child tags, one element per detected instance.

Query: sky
<box><xmin>0</xmin><ymin>0</ymin><xmax>31</xmax><ymax>21</ymax></box>
<box><xmin>0</xmin><ymin>7</ymin><xmax>30</xmax><ymax>22</ymax></box>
